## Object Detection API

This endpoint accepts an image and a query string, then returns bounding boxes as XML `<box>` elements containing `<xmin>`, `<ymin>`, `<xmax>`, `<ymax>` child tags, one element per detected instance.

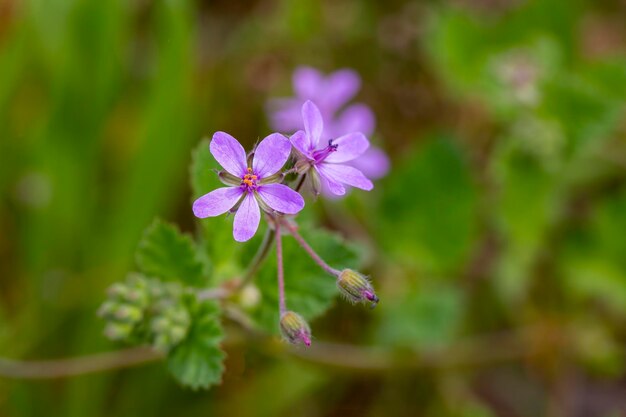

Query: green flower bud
<box><xmin>113</xmin><ymin>305</ymin><xmax>143</xmax><ymax>322</ymax></box>
<box><xmin>104</xmin><ymin>322</ymin><xmax>134</xmax><ymax>341</ymax></box>
<box><xmin>279</xmin><ymin>311</ymin><xmax>311</xmax><ymax>346</ymax></box>
<box><xmin>337</xmin><ymin>269</ymin><xmax>379</xmax><ymax>308</ymax></box>
<box><xmin>169</xmin><ymin>326</ymin><xmax>188</xmax><ymax>345</ymax></box>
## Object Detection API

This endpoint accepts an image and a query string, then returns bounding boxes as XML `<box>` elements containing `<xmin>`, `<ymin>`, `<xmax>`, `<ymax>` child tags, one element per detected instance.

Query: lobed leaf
<box><xmin>136</xmin><ymin>219</ymin><xmax>207</xmax><ymax>287</ymax></box>
<box><xmin>167</xmin><ymin>296</ymin><xmax>225</xmax><ymax>390</ymax></box>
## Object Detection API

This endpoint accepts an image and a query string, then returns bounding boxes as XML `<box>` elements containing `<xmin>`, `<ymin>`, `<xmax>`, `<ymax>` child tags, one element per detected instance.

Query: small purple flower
<box><xmin>291</xmin><ymin>101</ymin><xmax>373</xmax><ymax>196</ymax></box>
<box><xmin>193</xmin><ymin>132</ymin><xmax>304</xmax><ymax>242</ymax></box>
<box><xmin>269</xmin><ymin>67</ymin><xmax>362</xmax><ymax>134</ymax></box>
<box><xmin>268</xmin><ymin>67</ymin><xmax>389</xmax><ymax>182</ymax></box>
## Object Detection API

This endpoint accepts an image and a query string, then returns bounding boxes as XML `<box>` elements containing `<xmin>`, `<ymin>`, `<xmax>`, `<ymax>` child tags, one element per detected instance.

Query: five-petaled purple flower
<box><xmin>291</xmin><ymin>101</ymin><xmax>373</xmax><ymax>196</ymax></box>
<box><xmin>193</xmin><ymin>132</ymin><xmax>304</xmax><ymax>242</ymax></box>
<box><xmin>268</xmin><ymin>66</ymin><xmax>389</xmax><ymax>181</ymax></box>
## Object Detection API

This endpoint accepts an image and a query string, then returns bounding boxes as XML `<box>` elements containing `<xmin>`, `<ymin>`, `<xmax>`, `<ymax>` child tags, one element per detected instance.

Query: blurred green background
<box><xmin>1</xmin><ymin>0</ymin><xmax>626</xmax><ymax>416</ymax></box>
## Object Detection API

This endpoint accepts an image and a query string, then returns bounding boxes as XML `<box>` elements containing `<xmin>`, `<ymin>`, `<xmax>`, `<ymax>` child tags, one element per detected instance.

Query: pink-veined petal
<box><xmin>318</xmin><ymin>163</ymin><xmax>373</xmax><ymax>191</ymax></box>
<box><xmin>314</xmin><ymin>165</ymin><xmax>346</xmax><ymax>196</ymax></box>
<box><xmin>293</xmin><ymin>67</ymin><xmax>323</xmax><ymax>99</ymax></box>
<box><xmin>233</xmin><ymin>193</ymin><xmax>260</xmax><ymax>242</ymax></box>
<box><xmin>302</xmin><ymin>100</ymin><xmax>323</xmax><ymax>149</ymax></box>
<box><xmin>192</xmin><ymin>187</ymin><xmax>244</xmax><ymax>218</ymax></box>
<box><xmin>290</xmin><ymin>130</ymin><xmax>312</xmax><ymax>158</ymax></box>
<box><xmin>324</xmin><ymin>132</ymin><xmax>369</xmax><ymax>163</ymax></box>
<box><xmin>210</xmin><ymin>131</ymin><xmax>248</xmax><ymax>176</ymax></box>
<box><xmin>257</xmin><ymin>183</ymin><xmax>305</xmax><ymax>214</ymax></box>
<box><xmin>252</xmin><ymin>133</ymin><xmax>291</xmax><ymax>178</ymax></box>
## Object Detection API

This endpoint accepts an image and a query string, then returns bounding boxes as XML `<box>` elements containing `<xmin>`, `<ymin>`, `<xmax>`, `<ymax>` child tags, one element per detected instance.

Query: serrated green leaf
<box><xmin>251</xmin><ymin>223</ymin><xmax>363</xmax><ymax>334</ymax></box>
<box><xmin>136</xmin><ymin>219</ymin><xmax>206</xmax><ymax>287</ymax></box>
<box><xmin>167</xmin><ymin>297</ymin><xmax>225</xmax><ymax>390</ymax></box>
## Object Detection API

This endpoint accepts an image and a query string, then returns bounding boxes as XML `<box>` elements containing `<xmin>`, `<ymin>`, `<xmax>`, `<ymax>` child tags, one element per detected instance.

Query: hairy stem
<box><xmin>280</xmin><ymin>219</ymin><xmax>340</xmax><ymax>276</ymax></box>
<box><xmin>276</xmin><ymin>222</ymin><xmax>287</xmax><ymax>314</ymax></box>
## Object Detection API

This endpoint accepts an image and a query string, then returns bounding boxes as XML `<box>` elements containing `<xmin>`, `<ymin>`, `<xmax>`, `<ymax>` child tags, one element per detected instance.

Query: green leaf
<box><xmin>377</xmin><ymin>136</ymin><xmax>478</xmax><ymax>276</ymax></box>
<box><xmin>376</xmin><ymin>283</ymin><xmax>464</xmax><ymax>349</ymax></box>
<box><xmin>167</xmin><ymin>297</ymin><xmax>225</xmax><ymax>390</ymax></box>
<box><xmin>136</xmin><ymin>219</ymin><xmax>206</xmax><ymax>287</ymax></box>
<box><xmin>251</xmin><ymin>223</ymin><xmax>363</xmax><ymax>334</ymax></box>
<box><xmin>559</xmin><ymin>190</ymin><xmax>626</xmax><ymax>315</ymax></box>
<box><xmin>491</xmin><ymin>143</ymin><xmax>559</xmax><ymax>300</ymax></box>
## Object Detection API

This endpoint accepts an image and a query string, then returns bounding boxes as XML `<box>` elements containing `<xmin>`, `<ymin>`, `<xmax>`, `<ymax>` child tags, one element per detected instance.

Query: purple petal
<box><xmin>267</xmin><ymin>98</ymin><xmax>303</xmax><ymax>133</ymax></box>
<box><xmin>193</xmin><ymin>187</ymin><xmax>243</xmax><ymax>218</ymax></box>
<box><xmin>317</xmin><ymin>163</ymin><xmax>373</xmax><ymax>191</ymax></box>
<box><xmin>314</xmin><ymin>166</ymin><xmax>346</xmax><ymax>196</ymax></box>
<box><xmin>253</xmin><ymin>133</ymin><xmax>291</xmax><ymax>178</ymax></box>
<box><xmin>324</xmin><ymin>132</ymin><xmax>369</xmax><ymax>164</ymax></box>
<box><xmin>333</xmin><ymin>103</ymin><xmax>376</xmax><ymax>137</ymax></box>
<box><xmin>233</xmin><ymin>193</ymin><xmax>260</xmax><ymax>242</ymax></box>
<box><xmin>324</xmin><ymin>69</ymin><xmax>361</xmax><ymax>112</ymax></box>
<box><xmin>302</xmin><ymin>100</ymin><xmax>323</xmax><ymax>149</ymax></box>
<box><xmin>210</xmin><ymin>132</ymin><xmax>248</xmax><ymax>176</ymax></box>
<box><xmin>293</xmin><ymin>67</ymin><xmax>323</xmax><ymax>99</ymax></box>
<box><xmin>349</xmin><ymin>146</ymin><xmax>390</xmax><ymax>180</ymax></box>
<box><xmin>257</xmin><ymin>183</ymin><xmax>305</xmax><ymax>214</ymax></box>
<box><xmin>290</xmin><ymin>130</ymin><xmax>312</xmax><ymax>158</ymax></box>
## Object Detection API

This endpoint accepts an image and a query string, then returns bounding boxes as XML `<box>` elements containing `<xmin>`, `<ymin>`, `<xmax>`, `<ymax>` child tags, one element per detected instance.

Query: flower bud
<box><xmin>104</xmin><ymin>322</ymin><xmax>134</xmax><ymax>341</ymax></box>
<box><xmin>113</xmin><ymin>305</ymin><xmax>143</xmax><ymax>322</ymax></box>
<box><xmin>337</xmin><ymin>269</ymin><xmax>379</xmax><ymax>308</ymax></box>
<box><xmin>279</xmin><ymin>311</ymin><xmax>312</xmax><ymax>346</ymax></box>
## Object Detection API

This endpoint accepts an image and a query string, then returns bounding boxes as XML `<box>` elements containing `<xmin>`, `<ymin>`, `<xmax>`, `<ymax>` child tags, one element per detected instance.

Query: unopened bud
<box><xmin>104</xmin><ymin>322</ymin><xmax>134</xmax><ymax>341</ymax></box>
<box><xmin>279</xmin><ymin>311</ymin><xmax>312</xmax><ymax>346</ymax></box>
<box><xmin>114</xmin><ymin>305</ymin><xmax>143</xmax><ymax>322</ymax></box>
<box><xmin>337</xmin><ymin>269</ymin><xmax>379</xmax><ymax>308</ymax></box>
<box><xmin>107</xmin><ymin>283</ymin><xmax>129</xmax><ymax>299</ymax></box>
<box><xmin>169</xmin><ymin>326</ymin><xmax>188</xmax><ymax>345</ymax></box>
<box><xmin>97</xmin><ymin>301</ymin><xmax>117</xmax><ymax>318</ymax></box>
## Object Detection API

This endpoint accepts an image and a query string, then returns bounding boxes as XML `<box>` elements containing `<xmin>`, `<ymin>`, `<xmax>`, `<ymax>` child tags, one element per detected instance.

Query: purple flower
<box><xmin>269</xmin><ymin>67</ymin><xmax>362</xmax><ymax>134</ymax></box>
<box><xmin>193</xmin><ymin>132</ymin><xmax>305</xmax><ymax>242</ymax></box>
<box><xmin>267</xmin><ymin>66</ymin><xmax>389</xmax><ymax>182</ymax></box>
<box><xmin>291</xmin><ymin>101</ymin><xmax>373</xmax><ymax>196</ymax></box>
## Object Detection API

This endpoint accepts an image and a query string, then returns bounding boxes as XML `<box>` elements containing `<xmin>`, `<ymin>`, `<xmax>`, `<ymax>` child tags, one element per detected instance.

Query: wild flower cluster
<box><xmin>190</xmin><ymin>68</ymin><xmax>386</xmax><ymax>345</ymax></box>
<box><xmin>99</xmin><ymin>67</ymin><xmax>387</xmax><ymax>388</ymax></box>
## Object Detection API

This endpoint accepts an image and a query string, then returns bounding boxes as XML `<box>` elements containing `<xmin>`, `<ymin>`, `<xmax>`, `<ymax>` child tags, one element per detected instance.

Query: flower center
<box><xmin>241</xmin><ymin>167</ymin><xmax>259</xmax><ymax>190</ymax></box>
<box><xmin>312</xmin><ymin>139</ymin><xmax>338</xmax><ymax>163</ymax></box>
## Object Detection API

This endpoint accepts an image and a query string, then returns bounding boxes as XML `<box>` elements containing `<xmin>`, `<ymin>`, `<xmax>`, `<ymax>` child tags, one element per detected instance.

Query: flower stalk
<box><xmin>280</xmin><ymin>219</ymin><xmax>340</xmax><ymax>277</ymax></box>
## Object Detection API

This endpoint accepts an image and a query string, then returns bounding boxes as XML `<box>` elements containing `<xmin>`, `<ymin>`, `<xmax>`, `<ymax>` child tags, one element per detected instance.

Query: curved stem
<box><xmin>276</xmin><ymin>222</ymin><xmax>287</xmax><ymax>314</ymax></box>
<box><xmin>280</xmin><ymin>219</ymin><xmax>340</xmax><ymax>276</ymax></box>
<box><xmin>0</xmin><ymin>347</ymin><xmax>162</xmax><ymax>379</ymax></box>
<box><xmin>0</xmin><ymin>324</ymin><xmax>543</xmax><ymax>379</ymax></box>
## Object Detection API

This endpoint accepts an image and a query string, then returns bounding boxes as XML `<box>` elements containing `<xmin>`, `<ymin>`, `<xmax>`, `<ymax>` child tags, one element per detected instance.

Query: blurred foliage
<box><xmin>1</xmin><ymin>0</ymin><xmax>626</xmax><ymax>416</ymax></box>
